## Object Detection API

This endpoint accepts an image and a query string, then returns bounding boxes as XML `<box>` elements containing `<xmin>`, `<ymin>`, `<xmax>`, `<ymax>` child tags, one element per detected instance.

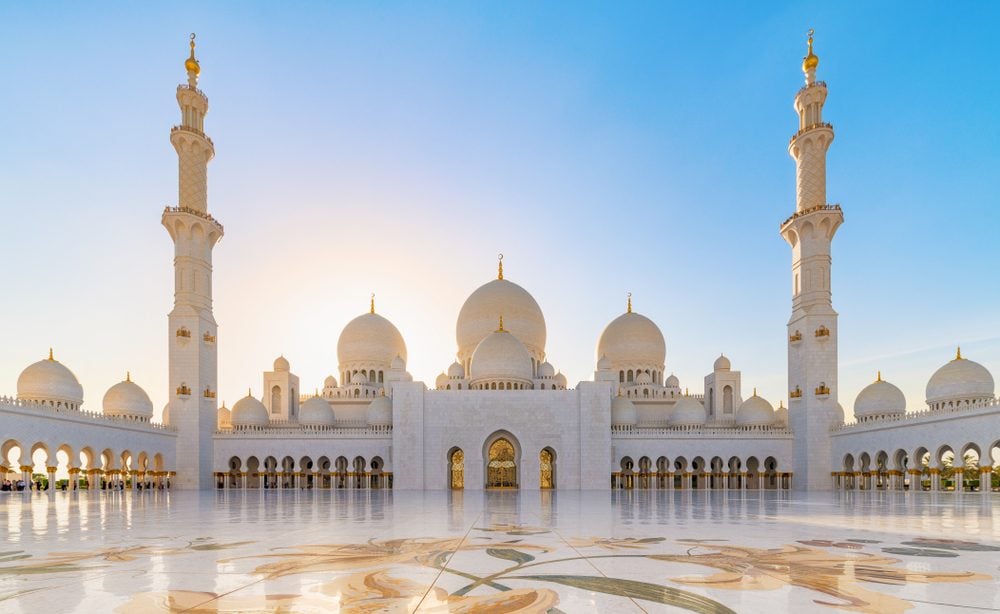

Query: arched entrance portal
<box><xmin>449</xmin><ymin>448</ymin><xmax>464</xmax><ymax>490</ymax></box>
<box><xmin>486</xmin><ymin>436</ymin><xmax>518</xmax><ymax>489</ymax></box>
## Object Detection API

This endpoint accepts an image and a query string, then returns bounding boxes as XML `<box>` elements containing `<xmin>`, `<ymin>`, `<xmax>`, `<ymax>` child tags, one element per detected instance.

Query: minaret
<box><xmin>162</xmin><ymin>34</ymin><xmax>223</xmax><ymax>489</ymax></box>
<box><xmin>780</xmin><ymin>30</ymin><xmax>843</xmax><ymax>491</ymax></box>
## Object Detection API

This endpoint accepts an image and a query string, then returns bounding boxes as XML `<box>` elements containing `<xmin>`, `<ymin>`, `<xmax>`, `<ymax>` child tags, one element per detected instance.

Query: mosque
<box><xmin>2</xmin><ymin>33</ymin><xmax>998</xmax><ymax>494</ymax></box>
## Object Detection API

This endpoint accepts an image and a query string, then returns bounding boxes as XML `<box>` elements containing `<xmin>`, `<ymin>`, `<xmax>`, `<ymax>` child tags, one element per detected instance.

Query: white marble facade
<box><xmin>2</xmin><ymin>33</ymin><xmax>998</xmax><ymax>495</ymax></box>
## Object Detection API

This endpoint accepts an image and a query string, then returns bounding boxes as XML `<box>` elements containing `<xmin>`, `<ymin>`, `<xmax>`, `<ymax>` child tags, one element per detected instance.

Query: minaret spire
<box><xmin>627</xmin><ymin>292</ymin><xmax>632</xmax><ymax>313</ymax></box>
<box><xmin>185</xmin><ymin>33</ymin><xmax>200</xmax><ymax>87</ymax></box>
<box><xmin>497</xmin><ymin>253</ymin><xmax>504</xmax><ymax>280</ymax></box>
<box><xmin>370</xmin><ymin>293</ymin><xmax>376</xmax><ymax>314</ymax></box>
<box><xmin>802</xmin><ymin>28</ymin><xmax>819</xmax><ymax>85</ymax></box>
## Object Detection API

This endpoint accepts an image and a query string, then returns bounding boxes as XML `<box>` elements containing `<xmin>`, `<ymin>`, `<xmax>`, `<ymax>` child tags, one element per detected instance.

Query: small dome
<box><xmin>611</xmin><ymin>395</ymin><xmax>638</xmax><ymax>426</ymax></box>
<box><xmin>300</xmin><ymin>396</ymin><xmax>335</xmax><ymax>426</ymax></box>
<box><xmin>537</xmin><ymin>361</ymin><xmax>555</xmax><ymax>378</ymax></box>
<box><xmin>273</xmin><ymin>355</ymin><xmax>290</xmax><ymax>372</ymax></box>
<box><xmin>102</xmin><ymin>377</ymin><xmax>153</xmax><ymax>418</ymax></box>
<box><xmin>470</xmin><ymin>328</ymin><xmax>533</xmax><ymax>384</ymax></box>
<box><xmin>774</xmin><ymin>403</ymin><xmax>788</xmax><ymax>427</ymax></box>
<box><xmin>832</xmin><ymin>402</ymin><xmax>845</xmax><ymax>424</ymax></box>
<box><xmin>17</xmin><ymin>351</ymin><xmax>84</xmax><ymax>407</ymax></box>
<box><xmin>390</xmin><ymin>355</ymin><xmax>405</xmax><ymax>370</ymax></box>
<box><xmin>714</xmin><ymin>354</ymin><xmax>731</xmax><ymax>371</ymax></box>
<box><xmin>447</xmin><ymin>361</ymin><xmax>465</xmax><ymax>378</ymax></box>
<box><xmin>337</xmin><ymin>312</ymin><xmax>407</xmax><ymax>368</ymax></box>
<box><xmin>665</xmin><ymin>374</ymin><xmax>679</xmax><ymax>388</ymax></box>
<box><xmin>596</xmin><ymin>311</ymin><xmax>665</xmax><ymax>369</ymax></box>
<box><xmin>217</xmin><ymin>404</ymin><xmax>232</xmax><ymax>428</ymax></box>
<box><xmin>736</xmin><ymin>394</ymin><xmax>775</xmax><ymax>427</ymax></box>
<box><xmin>669</xmin><ymin>396</ymin><xmax>706</xmax><ymax>426</ymax></box>
<box><xmin>232</xmin><ymin>394</ymin><xmax>269</xmax><ymax>428</ymax></box>
<box><xmin>854</xmin><ymin>377</ymin><xmax>906</xmax><ymax>419</ymax></box>
<box><xmin>367</xmin><ymin>395</ymin><xmax>392</xmax><ymax>426</ymax></box>
<box><xmin>435</xmin><ymin>372</ymin><xmax>448</xmax><ymax>389</ymax></box>
<box><xmin>554</xmin><ymin>372</ymin><xmax>567</xmax><ymax>388</ymax></box>
<box><xmin>596</xmin><ymin>354</ymin><xmax>612</xmax><ymax>371</ymax></box>
<box><xmin>161</xmin><ymin>404</ymin><xmax>170</xmax><ymax>426</ymax></box>
<box><xmin>925</xmin><ymin>351</ymin><xmax>994</xmax><ymax>406</ymax></box>
<box><xmin>324</xmin><ymin>375</ymin><xmax>338</xmax><ymax>388</ymax></box>
<box><xmin>635</xmin><ymin>371</ymin><xmax>652</xmax><ymax>385</ymax></box>
<box><xmin>351</xmin><ymin>371</ymin><xmax>369</xmax><ymax>385</ymax></box>
<box><xmin>456</xmin><ymin>277</ymin><xmax>547</xmax><ymax>364</ymax></box>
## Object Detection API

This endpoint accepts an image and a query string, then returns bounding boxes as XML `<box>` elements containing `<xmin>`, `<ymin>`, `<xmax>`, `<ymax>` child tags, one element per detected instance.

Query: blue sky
<box><xmin>1</xmin><ymin>2</ymin><xmax>998</xmax><ymax>418</ymax></box>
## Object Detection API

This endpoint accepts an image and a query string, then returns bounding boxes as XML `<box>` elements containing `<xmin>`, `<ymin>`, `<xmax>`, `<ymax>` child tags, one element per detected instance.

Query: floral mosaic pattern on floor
<box><xmin>1</xmin><ymin>490</ymin><xmax>998</xmax><ymax>613</ymax></box>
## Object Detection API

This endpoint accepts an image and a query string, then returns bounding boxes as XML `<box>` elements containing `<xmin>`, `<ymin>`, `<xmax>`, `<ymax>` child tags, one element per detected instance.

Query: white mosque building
<box><xmin>2</xmin><ymin>33</ymin><xmax>998</xmax><ymax>493</ymax></box>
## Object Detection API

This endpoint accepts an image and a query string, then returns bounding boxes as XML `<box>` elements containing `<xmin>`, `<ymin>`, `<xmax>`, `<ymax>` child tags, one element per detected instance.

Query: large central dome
<box><xmin>456</xmin><ymin>275</ymin><xmax>546</xmax><ymax>363</ymax></box>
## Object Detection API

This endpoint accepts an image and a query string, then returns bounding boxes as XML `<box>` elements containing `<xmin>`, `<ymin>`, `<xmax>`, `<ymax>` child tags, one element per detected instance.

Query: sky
<box><xmin>1</xmin><ymin>2</ymin><xmax>998</xmax><ymax>422</ymax></box>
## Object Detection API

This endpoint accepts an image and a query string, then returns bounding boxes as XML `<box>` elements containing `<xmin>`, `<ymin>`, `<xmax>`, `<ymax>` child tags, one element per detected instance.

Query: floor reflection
<box><xmin>0</xmin><ymin>490</ymin><xmax>997</xmax><ymax>613</ymax></box>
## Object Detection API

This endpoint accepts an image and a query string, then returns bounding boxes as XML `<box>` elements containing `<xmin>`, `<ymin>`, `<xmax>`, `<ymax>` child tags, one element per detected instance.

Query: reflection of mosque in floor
<box><xmin>2</xmin><ymin>32</ymin><xmax>999</xmax><ymax>494</ymax></box>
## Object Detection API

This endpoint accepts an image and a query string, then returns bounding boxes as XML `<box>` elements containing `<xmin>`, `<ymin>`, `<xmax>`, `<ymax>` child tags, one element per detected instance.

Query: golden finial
<box><xmin>876</xmin><ymin>370</ymin><xmax>881</xmax><ymax>382</ymax></box>
<box><xmin>497</xmin><ymin>314</ymin><xmax>505</xmax><ymax>332</ymax></box>
<box><xmin>370</xmin><ymin>293</ymin><xmax>375</xmax><ymax>314</ymax></box>
<box><xmin>247</xmin><ymin>387</ymin><xmax>252</xmax><ymax>397</ymax></box>
<box><xmin>126</xmin><ymin>371</ymin><xmax>132</xmax><ymax>383</ymax></box>
<box><xmin>48</xmin><ymin>348</ymin><xmax>54</xmax><ymax>361</ymax></box>
<box><xmin>684</xmin><ymin>387</ymin><xmax>689</xmax><ymax>396</ymax></box>
<box><xmin>497</xmin><ymin>253</ymin><xmax>504</xmax><ymax>280</ymax></box>
<box><xmin>753</xmin><ymin>387</ymin><xmax>757</xmax><ymax>397</ymax></box>
<box><xmin>955</xmin><ymin>346</ymin><xmax>963</xmax><ymax>360</ymax></box>
<box><xmin>802</xmin><ymin>28</ymin><xmax>819</xmax><ymax>74</ymax></box>
<box><xmin>185</xmin><ymin>33</ymin><xmax>201</xmax><ymax>77</ymax></box>
<box><xmin>627</xmin><ymin>292</ymin><xmax>632</xmax><ymax>313</ymax></box>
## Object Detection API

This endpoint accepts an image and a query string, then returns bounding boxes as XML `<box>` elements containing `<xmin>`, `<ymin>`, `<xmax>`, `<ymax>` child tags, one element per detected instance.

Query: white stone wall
<box><xmin>830</xmin><ymin>401</ymin><xmax>1000</xmax><ymax>473</ymax></box>
<box><xmin>0</xmin><ymin>399</ymin><xmax>176</xmax><ymax>473</ymax></box>
<box><xmin>214</xmin><ymin>431</ymin><xmax>391</xmax><ymax>474</ymax></box>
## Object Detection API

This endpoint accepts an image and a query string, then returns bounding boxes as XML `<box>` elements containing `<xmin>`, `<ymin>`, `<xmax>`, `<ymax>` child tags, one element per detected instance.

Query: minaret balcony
<box><xmin>176</xmin><ymin>327</ymin><xmax>191</xmax><ymax>338</ymax></box>
<box><xmin>788</xmin><ymin>122</ymin><xmax>833</xmax><ymax>145</ymax></box>
<box><xmin>170</xmin><ymin>124</ymin><xmax>210</xmax><ymax>140</ymax></box>
<box><xmin>203</xmin><ymin>388</ymin><xmax>216</xmax><ymax>399</ymax></box>
<box><xmin>815</xmin><ymin>385</ymin><xmax>831</xmax><ymax>397</ymax></box>
<box><xmin>203</xmin><ymin>332</ymin><xmax>216</xmax><ymax>344</ymax></box>
<box><xmin>814</xmin><ymin>326</ymin><xmax>831</xmax><ymax>340</ymax></box>
<box><xmin>176</xmin><ymin>384</ymin><xmax>192</xmax><ymax>398</ymax></box>
<box><xmin>789</xmin><ymin>386</ymin><xmax>803</xmax><ymax>399</ymax></box>
<box><xmin>162</xmin><ymin>206</ymin><xmax>224</xmax><ymax>234</ymax></box>
<box><xmin>789</xmin><ymin>330</ymin><xmax>803</xmax><ymax>343</ymax></box>
<box><xmin>779</xmin><ymin>203</ymin><xmax>842</xmax><ymax>230</ymax></box>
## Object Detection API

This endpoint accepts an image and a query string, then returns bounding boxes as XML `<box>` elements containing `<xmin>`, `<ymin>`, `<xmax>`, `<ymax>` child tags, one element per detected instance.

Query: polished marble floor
<box><xmin>1</xmin><ymin>489</ymin><xmax>998</xmax><ymax>613</ymax></box>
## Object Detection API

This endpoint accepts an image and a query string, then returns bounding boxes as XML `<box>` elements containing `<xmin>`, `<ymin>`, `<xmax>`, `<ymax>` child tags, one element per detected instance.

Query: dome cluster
<box><xmin>456</xmin><ymin>275</ymin><xmax>546</xmax><ymax>367</ymax></box>
<box><xmin>849</xmin><ymin>349</ymin><xmax>996</xmax><ymax>422</ymax></box>
<box><xmin>437</xmin><ymin>264</ymin><xmax>566</xmax><ymax>391</ymax></box>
